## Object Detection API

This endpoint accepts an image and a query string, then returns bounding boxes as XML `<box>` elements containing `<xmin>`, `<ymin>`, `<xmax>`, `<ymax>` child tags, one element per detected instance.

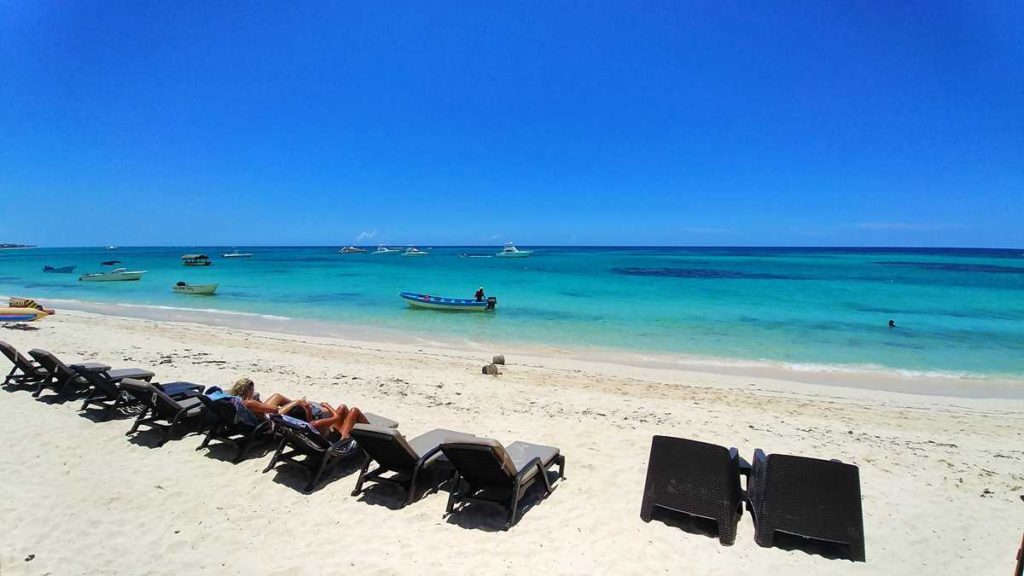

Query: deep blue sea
<box><xmin>2</xmin><ymin>246</ymin><xmax>1022</xmax><ymax>377</ymax></box>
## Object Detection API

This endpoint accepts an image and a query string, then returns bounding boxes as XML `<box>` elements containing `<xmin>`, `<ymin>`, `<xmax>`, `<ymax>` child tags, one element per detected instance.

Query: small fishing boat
<box><xmin>43</xmin><ymin>265</ymin><xmax>76</xmax><ymax>273</ymax></box>
<box><xmin>182</xmin><ymin>254</ymin><xmax>212</xmax><ymax>267</ymax></box>
<box><xmin>173</xmin><ymin>282</ymin><xmax>218</xmax><ymax>295</ymax></box>
<box><xmin>495</xmin><ymin>242</ymin><xmax>533</xmax><ymax>258</ymax></box>
<box><xmin>79</xmin><ymin>268</ymin><xmax>145</xmax><ymax>282</ymax></box>
<box><xmin>339</xmin><ymin>246</ymin><xmax>368</xmax><ymax>254</ymax></box>
<box><xmin>0</xmin><ymin>307</ymin><xmax>49</xmax><ymax>322</ymax></box>
<box><xmin>401</xmin><ymin>247</ymin><xmax>429</xmax><ymax>257</ymax></box>
<box><xmin>222</xmin><ymin>249</ymin><xmax>253</xmax><ymax>258</ymax></box>
<box><xmin>373</xmin><ymin>245</ymin><xmax>403</xmax><ymax>255</ymax></box>
<box><xmin>106</xmin><ymin>245</ymin><xmax>118</xmax><ymax>250</ymax></box>
<box><xmin>400</xmin><ymin>292</ymin><xmax>497</xmax><ymax>312</ymax></box>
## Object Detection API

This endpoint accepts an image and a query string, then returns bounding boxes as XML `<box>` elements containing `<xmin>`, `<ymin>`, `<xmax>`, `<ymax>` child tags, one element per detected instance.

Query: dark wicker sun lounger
<box><xmin>349</xmin><ymin>424</ymin><xmax>475</xmax><ymax>505</ymax></box>
<box><xmin>195</xmin><ymin>394</ymin><xmax>274</xmax><ymax>463</ymax></box>
<box><xmin>120</xmin><ymin>378</ymin><xmax>208</xmax><ymax>445</ymax></box>
<box><xmin>28</xmin><ymin>349</ymin><xmax>155</xmax><ymax>399</ymax></box>
<box><xmin>263</xmin><ymin>412</ymin><xmax>399</xmax><ymax>492</ymax></box>
<box><xmin>1</xmin><ymin>340</ymin><xmax>49</xmax><ymax>388</ymax></box>
<box><xmin>1016</xmin><ymin>531</ymin><xmax>1024</xmax><ymax>576</ymax></box>
<box><xmin>640</xmin><ymin>435</ymin><xmax>747</xmax><ymax>545</ymax></box>
<box><xmin>441</xmin><ymin>437</ymin><xmax>565</xmax><ymax>528</ymax></box>
<box><xmin>747</xmin><ymin>448</ymin><xmax>866</xmax><ymax>561</ymax></box>
<box><xmin>75</xmin><ymin>363</ymin><xmax>157</xmax><ymax>420</ymax></box>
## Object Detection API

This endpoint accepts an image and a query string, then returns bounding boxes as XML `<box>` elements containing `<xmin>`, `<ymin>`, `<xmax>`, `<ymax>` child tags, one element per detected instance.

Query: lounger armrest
<box><xmin>416</xmin><ymin>444</ymin><xmax>444</xmax><ymax>466</ymax></box>
<box><xmin>515</xmin><ymin>457</ymin><xmax>544</xmax><ymax>482</ymax></box>
<box><xmin>752</xmin><ymin>448</ymin><xmax>766</xmax><ymax>466</ymax></box>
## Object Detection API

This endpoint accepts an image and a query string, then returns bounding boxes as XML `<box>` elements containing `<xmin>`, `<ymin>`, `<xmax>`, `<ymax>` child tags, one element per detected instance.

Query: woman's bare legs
<box><xmin>334</xmin><ymin>405</ymin><xmax>368</xmax><ymax>438</ymax></box>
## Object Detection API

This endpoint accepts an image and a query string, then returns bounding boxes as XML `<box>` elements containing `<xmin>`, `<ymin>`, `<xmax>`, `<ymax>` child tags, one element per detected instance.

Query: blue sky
<box><xmin>1</xmin><ymin>2</ymin><xmax>1021</xmax><ymax>247</ymax></box>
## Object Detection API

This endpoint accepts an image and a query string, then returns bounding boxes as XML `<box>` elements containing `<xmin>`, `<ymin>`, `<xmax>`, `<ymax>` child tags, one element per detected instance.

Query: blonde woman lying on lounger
<box><xmin>228</xmin><ymin>377</ymin><xmax>368</xmax><ymax>439</ymax></box>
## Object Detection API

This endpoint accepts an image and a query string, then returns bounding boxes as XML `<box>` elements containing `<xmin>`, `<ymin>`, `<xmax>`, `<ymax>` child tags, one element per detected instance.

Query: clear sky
<box><xmin>1</xmin><ymin>2</ymin><xmax>1021</xmax><ymax>248</ymax></box>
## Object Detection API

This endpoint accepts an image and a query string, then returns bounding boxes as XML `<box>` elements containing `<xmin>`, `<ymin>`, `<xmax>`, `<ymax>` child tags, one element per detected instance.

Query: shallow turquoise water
<box><xmin>2</xmin><ymin>246</ymin><xmax>1022</xmax><ymax>376</ymax></box>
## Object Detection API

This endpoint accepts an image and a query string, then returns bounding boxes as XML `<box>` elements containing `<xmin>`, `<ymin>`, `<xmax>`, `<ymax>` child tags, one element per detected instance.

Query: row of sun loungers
<box><xmin>1</xmin><ymin>341</ymin><xmax>567</xmax><ymax>529</ymax></box>
<box><xmin>4</xmin><ymin>340</ymin><xmax>864</xmax><ymax>551</ymax></box>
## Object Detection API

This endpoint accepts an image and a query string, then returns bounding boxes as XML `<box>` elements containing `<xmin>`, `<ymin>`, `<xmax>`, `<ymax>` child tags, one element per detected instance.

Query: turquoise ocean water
<box><xmin>1</xmin><ymin>246</ymin><xmax>1022</xmax><ymax>377</ymax></box>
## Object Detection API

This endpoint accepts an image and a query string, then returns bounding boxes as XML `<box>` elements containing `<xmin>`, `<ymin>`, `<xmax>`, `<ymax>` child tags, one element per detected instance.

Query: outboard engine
<box><xmin>486</xmin><ymin>297</ymin><xmax>497</xmax><ymax>311</ymax></box>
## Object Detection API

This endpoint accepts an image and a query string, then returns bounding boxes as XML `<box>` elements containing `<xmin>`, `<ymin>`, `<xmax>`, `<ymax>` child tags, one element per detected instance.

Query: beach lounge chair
<box><xmin>263</xmin><ymin>412</ymin><xmax>399</xmax><ymax>492</ymax></box>
<box><xmin>195</xmin><ymin>394</ymin><xmax>274</xmax><ymax>463</ymax></box>
<box><xmin>640</xmin><ymin>436</ymin><xmax>747</xmax><ymax>545</ymax></box>
<box><xmin>75</xmin><ymin>362</ymin><xmax>157</xmax><ymax>419</ymax></box>
<box><xmin>746</xmin><ymin>448</ymin><xmax>866</xmax><ymax>561</ymax></box>
<box><xmin>0</xmin><ymin>340</ymin><xmax>48</xmax><ymax>388</ymax></box>
<box><xmin>28</xmin><ymin>348</ymin><xmax>155</xmax><ymax>399</ymax></box>
<box><xmin>349</xmin><ymin>424</ymin><xmax>475</xmax><ymax>505</ymax></box>
<box><xmin>120</xmin><ymin>378</ymin><xmax>208</xmax><ymax>446</ymax></box>
<box><xmin>440</xmin><ymin>437</ymin><xmax>565</xmax><ymax>528</ymax></box>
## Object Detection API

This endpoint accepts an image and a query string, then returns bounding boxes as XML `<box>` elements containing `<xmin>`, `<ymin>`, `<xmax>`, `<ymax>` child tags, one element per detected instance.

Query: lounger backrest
<box><xmin>28</xmin><ymin>349</ymin><xmax>76</xmax><ymax>381</ymax></box>
<box><xmin>760</xmin><ymin>453</ymin><xmax>864</xmax><ymax>551</ymax></box>
<box><xmin>642</xmin><ymin>436</ymin><xmax>742</xmax><ymax>522</ymax></box>
<box><xmin>441</xmin><ymin>438</ymin><xmax>518</xmax><ymax>485</ymax></box>
<box><xmin>0</xmin><ymin>340</ymin><xmax>34</xmax><ymax>371</ymax></box>
<box><xmin>76</xmin><ymin>367</ymin><xmax>120</xmax><ymax>398</ymax></box>
<box><xmin>271</xmin><ymin>415</ymin><xmax>331</xmax><ymax>451</ymax></box>
<box><xmin>350</xmin><ymin>423</ymin><xmax>418</xmax><ymax>470</ymax></box>
<box><xmin>120</xmin><ymin>378</ymin><xmax>183</xmax><ymax>416</ymax></box>
<box><xmin>195</xmin><ymin>395</ymin><xmax>237</xmax><ymax>426</ymax></box>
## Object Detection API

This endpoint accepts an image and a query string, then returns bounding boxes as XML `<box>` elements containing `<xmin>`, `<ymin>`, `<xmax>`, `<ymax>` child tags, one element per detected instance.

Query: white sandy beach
<box><xmin>1</xmin><ymin>309</ymin><xmax>1022</xmax><ymax>575</ymax></box>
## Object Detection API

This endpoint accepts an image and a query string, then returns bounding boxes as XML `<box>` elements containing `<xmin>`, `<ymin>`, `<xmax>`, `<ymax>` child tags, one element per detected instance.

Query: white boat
<box><xmin>222</xmin><ymin>249</ymin><xmax>253</xmax><ymax>258</ymax></box>
<box><xmin>495</xmin><ymin>242</ymin><xmax>533</xmax><ymax>258</ymax></box>
<box><xmin>79</xmin><ymin>268</ymin><xmax>145</xmax><ymax>282</ymax></box>
<box><xmin>105</xmin><ymin>245</ymin><xmax>118</xmax><ymax>250</ymax></box>
<box><xmin>401</xmin><ymin>247</ymin><xmax>429</xmax><ymax>257</ymax></box>
<box><xmin>173</xmin><ymin>282</ymin><xmax>218</xmax><ymax>295</ymax></box>
<box><xmin>339</xmin><ymin>246</ymin><xmax>368</xmax><ymax>254</ymax></box>
<box><xmin>373</xmin><ymin>245</ymin><xmax>402</xmax><ymax>255</ymax></box>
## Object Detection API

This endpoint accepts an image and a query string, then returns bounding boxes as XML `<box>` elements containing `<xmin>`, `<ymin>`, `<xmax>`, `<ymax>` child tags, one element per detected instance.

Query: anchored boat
<box><xmin>339</xmin><ymin>246</ymin><xmax>368</xmax><ymax>254</ymax></box>
<box><xmin>373</xmin><ymin>245</ymin><xmax>403</xmax><ymax>255</ymax></box>
<box><xmin>182</xmin><ymin>254</ymin><xmax>212</xmax><ymax>266</ymax></box>
<box><xmin>173</xmin><ymin>282</ymin><xmax>218</xmax><ymax>295</ymax></box>
<box><xmin>43</xmin><ymin>265</ymin><xmax>76</xmax><ymax>273</ymax></box>
<box><xmin>400</xmin><ymin>292</ymin><xmax>496</xmax><ymax>312</ymax></box>
<box><xmin>495</xmin><ymin>242</ymin><xmax>533</xmax><ymax>258</ymax></box>
<box><xmin>401</xmin><ymin>247</ymin><xmax>429</xmax><ymax>257</ymax></box>
<box><xmin>79</xmin><ymin>268</ymin><xmax>145</xmax><ymax>282</ymax></box>
<box><xmin>222</xmin><ymin>249</ymin><xmax>253</xmax><ymax>258</ymax></box>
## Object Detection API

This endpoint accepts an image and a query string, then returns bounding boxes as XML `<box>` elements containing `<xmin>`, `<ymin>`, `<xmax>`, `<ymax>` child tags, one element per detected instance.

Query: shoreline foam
<box><xmin>28</xmin><ymin>296</ymin><xmax>1024</xmax><ymax>400</ymax></box>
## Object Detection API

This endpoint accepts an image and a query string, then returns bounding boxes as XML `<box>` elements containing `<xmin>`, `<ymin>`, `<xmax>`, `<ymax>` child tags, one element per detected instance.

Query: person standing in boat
<box><xmin>474</xmin><ymin>286</ymin><xmax>485</xmax><ymax>302</ymax></box>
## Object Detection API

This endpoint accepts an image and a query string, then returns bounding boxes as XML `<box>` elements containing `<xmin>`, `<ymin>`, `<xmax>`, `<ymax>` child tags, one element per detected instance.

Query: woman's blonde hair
<box><xmin>229</xmin><ymin>377</ymin><xmax>255</xmax><ymax>398</ymax></box>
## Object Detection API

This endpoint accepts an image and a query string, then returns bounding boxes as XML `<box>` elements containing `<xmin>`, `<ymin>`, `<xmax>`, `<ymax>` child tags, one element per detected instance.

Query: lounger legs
<box><xmin>351</xmin><ymin>455</ymin><xmax>372</xmax><ymax>497</ymax></box>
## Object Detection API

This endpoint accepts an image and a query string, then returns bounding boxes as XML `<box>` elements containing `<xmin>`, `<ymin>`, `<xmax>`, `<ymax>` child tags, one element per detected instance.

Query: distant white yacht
<box><xmin>373</xmin><ymin>245</ymin><xmax>402</xmax><ymax>255</ymax></box>
<box><xmin>339</xmin><ymin>246</ymin><xmax>368</xmax><ymax>254</ymax></box>
<box><xmin>495</xmin><ymin>242</ymin><xmax>533</xmax><ymax>258</ymax></box>
<box><xmin>401</xmin><ymin>247</ymin><xmax>428</xmax><ymax>257</ymax></box>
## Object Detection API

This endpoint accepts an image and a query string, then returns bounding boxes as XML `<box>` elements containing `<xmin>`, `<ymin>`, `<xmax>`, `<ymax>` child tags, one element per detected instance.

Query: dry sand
<box><xmin>1</xmin><ymin>310</ymin><xmax>1022</xmax><ymax>575</ymax></box>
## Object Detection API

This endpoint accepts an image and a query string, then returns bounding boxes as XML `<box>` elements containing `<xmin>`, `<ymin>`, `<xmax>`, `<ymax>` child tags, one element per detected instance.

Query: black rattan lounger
<box><xmin>28</xmin><ymin>349</ymin><xmax>155</xmax><ymax>399</ymax></box>
<box><xmin>440</xmin><ymin>437</ymin><xmax>565</xmax><ymax>528</ymax></box>
<box><xmin>746</xmin><ymin>448</ymin><xmax>866</xmax><ymax>561</ymax></box>
<box><xmin>640</xmin><ymin>435</ymin><xmax>747</xmax><ymax>545</ymax></box>
<box><xmin>263</xmin><ymin>412</ymin><xmax>399</xmax><ymax>492</ymax></box>
<box><xmin>0</xmin><ymin>340</ymin><xmax>48</xmax><ymax>388</ymax></box>
<box><xmin>120</xmin><ymin>378</ymin><xmax>208</xmax><ymax>446</ymax></box>
<box><xmin>350</xmin><ymin>424</ymin><xmax>475</xmax><ymax>505</ymax></box>
<box><xmin>75</xmin><ymin>363</ymin><xmax>157</xmax><ymax>420</ymax></box>
<box><xmin>195</xmin><ymin>394</ymin><xmax>274</xmax><ymax>463</ymax></box>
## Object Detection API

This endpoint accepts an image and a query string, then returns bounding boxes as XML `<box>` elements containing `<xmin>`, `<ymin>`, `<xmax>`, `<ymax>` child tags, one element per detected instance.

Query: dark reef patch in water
<box><xmin>613</xmin><ymin>267</ymin><xmax>793</xmax><ymax>280</ymax></box>
<box><xmin>874</xmin><ymin>261</ymin><xmax>1024</xmax><ymax>274</ymax></box>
